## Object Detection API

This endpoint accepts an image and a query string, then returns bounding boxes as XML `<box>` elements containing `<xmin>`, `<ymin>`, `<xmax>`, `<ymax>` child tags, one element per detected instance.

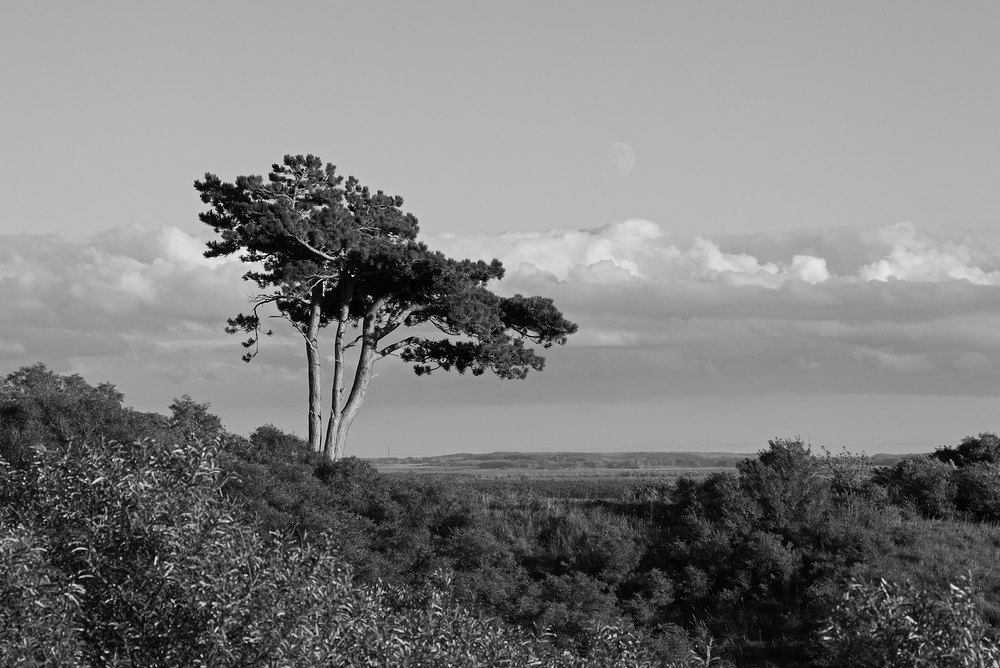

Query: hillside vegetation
<box><xmin>3</xmin><ymin>363</ymin><xmax>1000</xmax><ymax>667</ymax></box>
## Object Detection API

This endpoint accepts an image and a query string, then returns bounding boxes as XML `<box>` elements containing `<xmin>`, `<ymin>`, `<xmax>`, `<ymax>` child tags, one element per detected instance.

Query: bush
<box><xmin>935</xmin><ymin>433</ymin><xmax>1000</xmax><ymax>468</ymax></box>
<box><xmin>2</xmin><ymin>430</ymin><xmax>695</xmax><ymax>667</ymax></box>
<box><xmin>0</xmin><ymin>522</ymin><xmax>85</xmax><ymax>666</ymax></box>
<box><xmin>737</xmin><ymin>437</ymin><xmax>830</xmax><ymax>534</ymax></box>
<box><xmin>0</xmin><ymin>438</ymin><xmax>360</xmax><ymax>665</ymax></box>
<box><xmin>0</xmin><ymin>363</ymin><xmax>164</xmax><ymax>465</ymax></box>
<box><xmin>955</xmin><ymin>463</ymin><xmax>1000</xmax><ymax>522</ymax></box>
<box><xmin>822</xmin><ymin>576</ymin><xmax>1000</xmax><ymax>668</ymax></box>
<box><xmin>879</xmin><ymin>455</ymin><xmax>958</xmax><ymax>519</ymax></box>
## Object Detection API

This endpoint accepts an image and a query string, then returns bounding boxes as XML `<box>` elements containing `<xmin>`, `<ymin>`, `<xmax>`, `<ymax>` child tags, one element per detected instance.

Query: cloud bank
<box><xmin>2</xmin><ymin>220</ymin><xmax>1000</xmax><ymax>430</ymax></box>
<box><xmin>0</xmin><ymin>224</ymin><xmax>305</xmax><ymax>391</ymax></box>
<box><xmin>426</xmin><ymin>220</ymin><xmax>1000</xmax><ymax>394</ymax></box>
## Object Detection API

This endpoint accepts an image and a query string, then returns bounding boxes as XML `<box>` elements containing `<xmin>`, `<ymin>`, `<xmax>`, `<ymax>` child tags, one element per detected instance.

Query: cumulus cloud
<box><xmin>0</xmin><ymin>224</ymin><xmax>277</xmax><ymax>386</ymax></box>
<box><xmin>435</xmin><ymin>219</ymin><xmax>841</xmax><ymax>287</ymax></box>
<box><xmin>858</xmin><ymin>222</ymin><xmax>1000</xmax><ymax>284</ymax></box>
<box><xmin>425</xmin><ymin>220</ymin><xmax>1000</xmax><ymax>396</ymax></box>
<box><xmin>429</xmin><ymin>219</ymin><xmax>1000</xmax><ymax>290</ymax></box>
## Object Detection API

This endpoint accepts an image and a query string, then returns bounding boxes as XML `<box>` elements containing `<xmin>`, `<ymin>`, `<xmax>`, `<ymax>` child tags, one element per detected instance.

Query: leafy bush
<box><xmin>955</xmin><ymin>463</ymin><xmax>1000</xmax><ymax>522</ymax></box>
<box><xmin>0</xmin><ymin>522</ymin><xmax>85</xmax><ymax>666</ymax></box>
<box><xmin>0</xmin><ymin>437</ymin><xmax>363</xmax><ymax>666</ymax></box>
<box><xmin>879</xmin><ymin>455</ymin><xmax>958</xmax><ymax>519</ymax></box>
<box><xmin>737</xmin><ymin>438</ymin><xmax>829</xmax><ymax>535</ymax></box>
<box><xmin>935</xmin><ymin>432</ymin><xmax>1000</xmax><ymax>467</ymax></box>
<box><xmin>821</xmin><ymin>576</ymin><xmax>1000</xmax><ymax>667</ymax></box>
<box><xmin>0</xmin><ymin>363</ymin><xmax>164</xmax><ymax>465</ymax></box>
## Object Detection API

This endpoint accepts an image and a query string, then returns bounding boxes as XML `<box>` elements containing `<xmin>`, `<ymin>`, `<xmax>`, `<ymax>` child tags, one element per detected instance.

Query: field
<box><xmin>375</xmin><ymin>450</ymin><xmax>744</xmax><ymax>471</ymax></box>
<box><xmin>376</xmin><ymin>462</ymin><xmax>735</xmax><ymax>478</ymax></box>
<box><xmin>372</xmin><ymin>449</ymin><xmax>907</xmax><ymax>479</ymax></box>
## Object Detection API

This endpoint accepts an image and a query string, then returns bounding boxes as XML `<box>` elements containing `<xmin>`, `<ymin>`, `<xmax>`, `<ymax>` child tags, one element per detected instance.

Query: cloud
<box><xmin>4</xmin><ymin>218</ymin><xmax>1000</xmax><ymax>434</ymax></box>
<box><xmin>424</xmin><ymin>220</ymin><xmax>1000</xmax><ymax>396</ymax></box>
<box><xmin>429</xmin><ymin>219</ymin><xmax>1000</xmax><ymax>289</ymax></box>
<box><xmin>0</xmin><ymin>225</ymin><xmax>268</xmax><ymax>381</ymax></box>
<box><xmin>858</xmin><ymin>222</ymin><xmax>1000</xmax><ymax>284</ymax></box>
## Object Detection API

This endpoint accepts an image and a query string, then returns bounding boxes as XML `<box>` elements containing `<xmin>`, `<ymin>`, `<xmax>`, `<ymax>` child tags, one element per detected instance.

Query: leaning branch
<box><xmin>374</xmin><ymin>304</ymin><xmax>424</xmax><ymax>341</ymax></box>
<box><xmin>378</xmin><ymin>336</ymin><xmax>420</xmax><ymax>359</ymax></box>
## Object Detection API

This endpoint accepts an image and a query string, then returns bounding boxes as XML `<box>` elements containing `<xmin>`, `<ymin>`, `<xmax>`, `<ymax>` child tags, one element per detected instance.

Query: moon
<box><xmin>609</xmin><ymin>142</ymin><xmax>636</xmax><ymax>176</ymax></box>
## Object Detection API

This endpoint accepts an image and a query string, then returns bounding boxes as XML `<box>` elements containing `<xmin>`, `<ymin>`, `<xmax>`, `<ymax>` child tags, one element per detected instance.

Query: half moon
<box><xmin>609</xmin><ymin>142</ymin><xmax>636</xmax><ymax>176</ymax></box>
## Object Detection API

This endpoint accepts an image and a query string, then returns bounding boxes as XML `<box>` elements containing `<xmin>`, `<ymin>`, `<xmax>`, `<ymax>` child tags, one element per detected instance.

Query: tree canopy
<box><xmin>195</xmin><ymin>155</ymin><xmax>577</xmax><ymax>459</ymax></box>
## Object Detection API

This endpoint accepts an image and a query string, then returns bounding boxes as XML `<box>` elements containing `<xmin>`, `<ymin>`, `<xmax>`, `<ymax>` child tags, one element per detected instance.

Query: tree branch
<box><xmin>378</xmin><ymin>336</ymin><xmax>420</xmax><ymax>358</ymax></box>
<box><xmin>285</xmin><ymin>234</ymin><xmax>341</xmax><ymax>263</ymax></box>
<box><xmin>374</xmin><ymin>304</ymin><xmax>423</xmax><ymax>341</ymax></box>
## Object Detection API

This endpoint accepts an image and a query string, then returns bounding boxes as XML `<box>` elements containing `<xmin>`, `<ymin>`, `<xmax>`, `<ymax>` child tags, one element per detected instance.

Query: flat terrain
<box><xmin>375</xmin><ymin>462</ymin><xmax>736</xmax><ymax>478</ymax></box>
<box><xmin>370</xmin><ymin>450</ymin><xmax>909</xmax><ymax>477</ymax></box>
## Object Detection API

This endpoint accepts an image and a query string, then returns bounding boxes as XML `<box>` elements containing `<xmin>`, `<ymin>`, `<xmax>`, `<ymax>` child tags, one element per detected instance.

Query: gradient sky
<box><xmin>3</xmin><ymin>2</ymin><xmax>1000</xmax><ymax>457</ymax></box>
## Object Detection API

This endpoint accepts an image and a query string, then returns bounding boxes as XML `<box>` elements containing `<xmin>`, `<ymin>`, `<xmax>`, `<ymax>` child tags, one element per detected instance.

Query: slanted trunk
<box><xmin>333</xmin><ymin>332</ymin><xmax>377</xmax><ymax>458</ymax></box>
<box><xmin>323</xmin><ymin>294</ymin><xmax>379</xmax><ymax>461</ymax></box>
<box><xmin>305</xmin><ymin>284</ymin><xmax>324</xmax><ymax>452</ymax></box>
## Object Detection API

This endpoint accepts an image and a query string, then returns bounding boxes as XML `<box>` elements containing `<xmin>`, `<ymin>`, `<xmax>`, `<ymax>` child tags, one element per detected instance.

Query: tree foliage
<box><xmin>196</xmin><ymin>154</ymin><xmax>577</xmax><ymax>459</ymax></box>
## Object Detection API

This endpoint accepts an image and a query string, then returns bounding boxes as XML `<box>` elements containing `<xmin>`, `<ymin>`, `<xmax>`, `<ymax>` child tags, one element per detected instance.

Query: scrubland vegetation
<box><xmin>4</xmin><ymin>363</ymin><xmax>1000</xmax><ymax>666</ymax></box>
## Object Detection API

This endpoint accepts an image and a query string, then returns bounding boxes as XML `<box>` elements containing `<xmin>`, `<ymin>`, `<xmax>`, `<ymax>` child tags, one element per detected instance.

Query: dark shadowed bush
<box><xmin>954</xmin><ymin>462</ymin><xmax>1000</xmax><ymax>523</ymax></box>
<box><xmin>0</xmin><ymin>363</ymin><xmax>165</xmax><ymax>465</ymax></box>
<box><xmin>879</xmin><ymin>455</ymin><xmax>958</xmax><ymax>519</ymax></box>
<box><xmin>935</xmin><ymin>432</ymin><xmax>1000</xmax><ymax>468</ymax></box>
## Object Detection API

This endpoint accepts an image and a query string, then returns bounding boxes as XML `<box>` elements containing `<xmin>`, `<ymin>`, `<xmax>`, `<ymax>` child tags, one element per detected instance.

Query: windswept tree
<box><xmin>196</xmin><ymin>155</ymin><xmax>577</xmax><ymax>460</ymax></box>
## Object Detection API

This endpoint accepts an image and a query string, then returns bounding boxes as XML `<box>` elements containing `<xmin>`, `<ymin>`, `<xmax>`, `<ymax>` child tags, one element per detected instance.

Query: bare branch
<box><xmin>343</xmin><ymin>333</ymin><xmax>363</xmax><ymax>350</ymax></box>
<box><xmin>378</xmin><ymin>336</ymin><xmax>420</xmax><ymax>359</ymax></box>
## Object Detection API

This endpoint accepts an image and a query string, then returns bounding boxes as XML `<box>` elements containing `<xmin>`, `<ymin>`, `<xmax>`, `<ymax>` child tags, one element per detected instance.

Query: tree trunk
<box><xmin>305</xmin><ymin>284</ymin><xmax>323</xmax><ymax>452</ymax></box>
<box><xmin>331</xmin><ymin>318</ymin><xmax>377</xmax><ymax>460</ymax></box>
<box><xmin>324</xmin><ymin>298</ymin><xmax>378</xmax><ymax>461</ymax></box>
<box><xmin>323</xmin><ymin>281</ymin><xmax>354</xmax><ymax>460</ymax></box>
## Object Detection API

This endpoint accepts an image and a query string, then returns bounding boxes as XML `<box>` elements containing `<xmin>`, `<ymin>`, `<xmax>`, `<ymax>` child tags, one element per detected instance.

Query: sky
<box><xmin>2</xmin><ymin>2</ymin><xmax>1000</xmax><ymax>457</ymax></box>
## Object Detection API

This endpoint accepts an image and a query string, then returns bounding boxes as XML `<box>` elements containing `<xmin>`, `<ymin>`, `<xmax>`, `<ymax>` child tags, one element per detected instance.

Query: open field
<box><xmin>375</xmin><ymin>461</ymin><xmax>735</xmax><ymax>475</ymax></box>
<box><xmin>371</xmin><ymin>450</ymin><xmax>909</xmax><ymax>478</ymax></box>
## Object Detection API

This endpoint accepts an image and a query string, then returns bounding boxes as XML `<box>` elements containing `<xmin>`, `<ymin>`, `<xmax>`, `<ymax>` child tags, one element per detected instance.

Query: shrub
<box><xmin>0</xmin><ymin>522</ymin><xmax>85</xmax><ymax>666</ymax></box>
<box><xmin>0</xmin><ymin>363</ymin><xmax>164</xmax><ymax>465</ymax></box>
<box><xmin>935</xmin><ymin>433</ymin><xmax>1000</xmax><ymax>468</ymax></box>
<box><xmin>955</xmin><ymin>463</ymin><xmax>1000</xmax><ymax>522</ymax></box>
<box><xmin>3</xmin><ymin>431</ymin><xmax>695</xmax><ymax>667</ymax></box>
<box><xmin>0</xmin><ymin>438</ymin><xmax>361</xmax><ymax>666</ymax></box>
<box><xmin>737</xmin><ymin>438</ymin><xmax>830</xmax><ymax>535</ymax></box>
<box><xmin>821</xmin><ymin>576</ymin><xmax>1000</xmax><ymax>668</ymax></box>
<box><xmin>879</xmin><ymin>455</ymin><xmax>958</xmax><ymax>519</ymax></box>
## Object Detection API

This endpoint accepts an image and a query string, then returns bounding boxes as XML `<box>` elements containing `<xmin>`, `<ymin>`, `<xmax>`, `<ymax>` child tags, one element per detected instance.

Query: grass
<box><xmin>855</xmin><ymin>517</ymin><xmax>1000</xmax><ymax>624</ymax></box>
